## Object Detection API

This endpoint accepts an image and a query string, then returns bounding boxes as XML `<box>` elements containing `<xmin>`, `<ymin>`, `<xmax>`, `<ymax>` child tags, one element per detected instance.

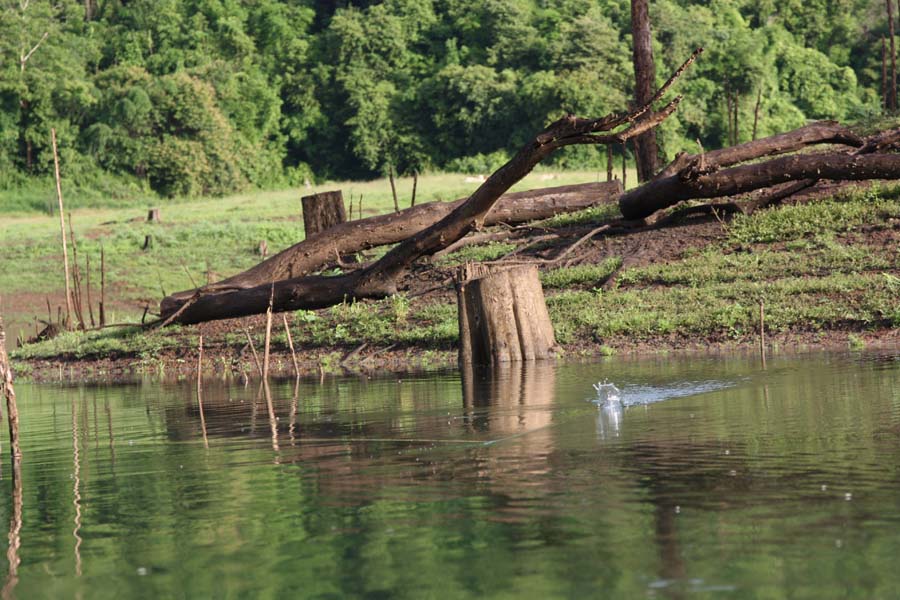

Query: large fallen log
<box><xmin>621</xmin><ymin>124</ymin><xmax>900</xmax><ymax>220</ymax></box>
<box><xmin>159</xmin><ymin>49</ymin><xmax>702</xmax><ymax>324</ymax></box>
<box><xmin>620</xmin><ymin>153</ymin><xmax>900</xmax><ymax>220</ymax></box>
<box><xmin>653</xmin><ymin>120</ymin><xmax>863</xmax><ymax>180</ymax></box>
<box><xmin>161</xmin><ymin>180</ymin><xmax>622</xmax><ymax>313</ymax></box>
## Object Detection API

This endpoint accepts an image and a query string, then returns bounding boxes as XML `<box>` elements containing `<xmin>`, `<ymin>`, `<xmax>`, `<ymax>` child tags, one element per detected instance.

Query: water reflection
<box><xmin>2</xmin><ymin>461</ymin><xmax>22</xmax><ymax>600</ymax></box>
<box><xmin>5</xmin><ymin>351</ymin><xmax>900</xmax><ymax>598</ymax></box>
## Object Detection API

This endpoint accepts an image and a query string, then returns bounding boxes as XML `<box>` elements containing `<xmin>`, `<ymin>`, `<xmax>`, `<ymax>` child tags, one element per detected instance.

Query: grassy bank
<box><xmin>0</xmin><ymin>170</ymin><xmax>622</xmax><ymax>344</ymax></box>
<box><xmin>4</xmin><ymin>173</ymin><xmax>899</xmax><ymax>375</ymax></box>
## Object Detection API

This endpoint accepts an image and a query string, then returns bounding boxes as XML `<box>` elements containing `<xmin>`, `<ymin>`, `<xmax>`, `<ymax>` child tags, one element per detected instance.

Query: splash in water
<box><xmin>592</xmin><ymin>381</ymin><xmax>622</xmax><ymax>406</ymax></box>
<box><xmin>592</xmin><ymin>381</ymin><xmax>623</xmax><ymax>439</ymax></box>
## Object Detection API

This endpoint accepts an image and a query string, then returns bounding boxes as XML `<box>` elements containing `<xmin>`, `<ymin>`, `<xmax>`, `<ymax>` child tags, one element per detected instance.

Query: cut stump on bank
<box><xmin>301</xmin><ymin>190</ymin><xmax>346</xmax><ymax>236</ymax></box>
<box><xmin>456</xmin><ymin>264</ymin><xmax>557</xmax><ymax>364</ymax></box>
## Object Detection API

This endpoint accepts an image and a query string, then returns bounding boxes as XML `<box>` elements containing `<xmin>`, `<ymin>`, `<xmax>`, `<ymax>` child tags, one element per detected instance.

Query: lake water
<box><xmin>2</xmin><ymin>351</ymin><xmax>900</xmax><ymax>598</ymax></box>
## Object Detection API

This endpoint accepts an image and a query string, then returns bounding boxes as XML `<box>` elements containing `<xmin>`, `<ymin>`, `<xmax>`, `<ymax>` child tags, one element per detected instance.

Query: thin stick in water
<box><xmin>0</xmin><ymin>310</ymin><xmax>22</xmax><ymax>461</ymax></box>
<box><xmin>759</xmin><ymin>297</ymin><xmax>766</xmax><ymax>368</ymax></box>
<box><xmin>243</xmin><ymin>327</ymin><xmax>264</xmax><ymax>377</ymax></box>
<box><xmin>282</xmin><ymin>315</ymin><xmax>300</xmax><ymax>377</ymax></box>
<box><xmin>263</xmin><ymin>284</ymin><xmax>274</xmax><ymax>380</ymax></box>
<box><xmin>197</xmin><ymin>333</ymin><xmax>208</xmax><ymax>448</ymax></box>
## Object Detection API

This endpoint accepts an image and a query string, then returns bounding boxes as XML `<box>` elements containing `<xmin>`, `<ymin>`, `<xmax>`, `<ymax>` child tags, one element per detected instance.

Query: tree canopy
<box><xmin>0</xmin><ymin>0</ymin><xmax>889</xmax><ymax>198</ymax></box>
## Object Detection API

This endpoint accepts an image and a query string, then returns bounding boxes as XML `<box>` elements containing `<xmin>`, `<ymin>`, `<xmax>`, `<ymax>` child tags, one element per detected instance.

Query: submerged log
<box><xmin>457</xmin><ymin>265</ymin><xmax>556</xmax><ymax>364</ymax></box>
<box><xmin>301</xmin><ymin>190</ymin><xmax>346</xmax><ymax>236</ymax></box>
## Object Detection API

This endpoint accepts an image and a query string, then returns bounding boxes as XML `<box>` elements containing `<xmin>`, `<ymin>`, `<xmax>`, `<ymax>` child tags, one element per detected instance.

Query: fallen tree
<box><xmin>161</xmin><ymin>180</ymin><xmax>622</xmax><ymax>312</ymax></box>
<box><xmin>620</xmin><ymin>122</ymin><xmax>900</xmax><ymax>220</ymax></box>
<box><xmin>157</xmin><ymin>49</ymin><xmax>703</xmax><ymax>324</ymax></box>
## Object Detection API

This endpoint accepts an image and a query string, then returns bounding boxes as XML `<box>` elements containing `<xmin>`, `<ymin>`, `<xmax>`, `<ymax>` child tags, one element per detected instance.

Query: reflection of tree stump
<box><xmin>301</xmin><ymin>191</ymin><xmax>346</xmax><ymax>237</ymax></box>
<box><xmin>456</xmin><ymin>264</ymin><xmax>557</xmax><ymax>364</ymax></box>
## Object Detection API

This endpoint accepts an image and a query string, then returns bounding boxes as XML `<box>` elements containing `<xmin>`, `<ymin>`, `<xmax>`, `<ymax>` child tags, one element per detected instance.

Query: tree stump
<box><xmin>456</xmin><ymin>264</ymin><xmax>557</xmax><ymax>364</ymax></box>
<box><xmin>301</xmin><ymin>191</ymin><xmax>346</xmax><ymax>237</ymax></box>
<box><xmin>147</xmin><ymin>208</ymin><xmax>161</xmax><ymax>222</ymax></box>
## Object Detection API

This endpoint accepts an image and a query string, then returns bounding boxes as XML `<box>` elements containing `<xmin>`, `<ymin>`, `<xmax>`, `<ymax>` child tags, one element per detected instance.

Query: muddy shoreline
<box><xmin>15</xmin><ymin>325</ymin><xmax>899</xmax><ymax>383</ymax></box>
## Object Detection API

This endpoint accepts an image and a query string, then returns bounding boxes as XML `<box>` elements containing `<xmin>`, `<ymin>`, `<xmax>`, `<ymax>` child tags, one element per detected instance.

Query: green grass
<box><xmin>540</xmin><ymin>259</ymin><xmax>622</xmax><ymax>288</ymax></box>
<box><xmin>727</xmin><ymin>187</ymin><xmax>900</xmax><ymax>244</ymax></box>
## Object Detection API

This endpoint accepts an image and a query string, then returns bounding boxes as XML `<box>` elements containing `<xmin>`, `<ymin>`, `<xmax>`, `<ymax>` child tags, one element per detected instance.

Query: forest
<box><xmin>0</xmin><ymin>0</ymin><xmax>887</xmax><ymax>204</ymax></box>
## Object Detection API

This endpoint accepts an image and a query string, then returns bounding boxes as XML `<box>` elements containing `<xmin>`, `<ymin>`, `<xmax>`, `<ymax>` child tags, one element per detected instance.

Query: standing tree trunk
<box><xmin>733</xmin><ymin>92</ymin><xmax>740</xmax><ymax>145</ymax></box>
<box><xmin>631</xmin><ymin>0</ymin><xmax>658</xmax><ymax>181</ymax></box>
<box><xmin>301</xmin><ymin>191</ymin><xmax>346</xmax><ymax>237</ymax></box>
<box><xmin>884</xmin><ymin>36</ymin><xmax>889</xmax><ymax>112</ymax></box>
<box><xmin>607</xmin><ymin>146</ymin><xmax>614</xmax><ymax>181</ymax></box>
<box><xmin>889</xmin><ymin>0</ymin><xmax>898</xmax><ymax>110</ymax></box>
<box><xmin>752</xmin><ymin>87</ymin><xmax>762</xmax><ymax>141</ymax></box>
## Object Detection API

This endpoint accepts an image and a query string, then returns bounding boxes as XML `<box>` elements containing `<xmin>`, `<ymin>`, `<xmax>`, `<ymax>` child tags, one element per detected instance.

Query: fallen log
<box><xmin>621</xmin><ymin>153</ymin><xmax>900</xmax><ymax>220</ymax></box>
<box><xmin>162</xmin><ymin>180</ymin><xmax>622</xmax><ymax>313</ymax></box>
<box><xmin>653</xmin><ymin>120</ymin><xmax>863</xmax><ymax>180</ymax></box>
<box><xmin>159</xmin><ymin>48</ymin><xmax>702</xmax><ymax>325</ymax></box>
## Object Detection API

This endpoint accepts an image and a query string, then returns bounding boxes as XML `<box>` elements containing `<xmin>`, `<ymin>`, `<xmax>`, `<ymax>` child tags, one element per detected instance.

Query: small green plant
<box><xmin>847</xmin><ymin>334</ymin><xmax>866</xmax><ymax>350</ymax></box>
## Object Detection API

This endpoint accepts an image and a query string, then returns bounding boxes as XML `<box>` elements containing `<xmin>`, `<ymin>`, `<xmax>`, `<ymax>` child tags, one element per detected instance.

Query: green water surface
<box><xmin>2</xmin><ymin>351</ymin><xmax>900</xmax><ymax>598</ymax></box>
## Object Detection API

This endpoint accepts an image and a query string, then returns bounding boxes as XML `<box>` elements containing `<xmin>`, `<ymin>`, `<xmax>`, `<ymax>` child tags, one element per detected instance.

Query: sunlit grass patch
<box><xmin>727</xmin><ymin>189</ymin><xmax>900</xmax><ymax>244</ymax></box>
<box><xmin>548</xmin><ymin>272</ymin><xmax>898</xmax><ymax>343</ymax></box>
<box><xmin>11</xmin><ymin>326</ymin><xmax>183</xmax><ymax>360</ymax></box>
<box><xmin>540</xmin><ymin>259</ymin><xmax>622</xmax><ymax>288</ymax></box>
<box><xmin>619</xmin><ymin>242</ymin><xmax>893</xmax><ymax>288</ymax></box>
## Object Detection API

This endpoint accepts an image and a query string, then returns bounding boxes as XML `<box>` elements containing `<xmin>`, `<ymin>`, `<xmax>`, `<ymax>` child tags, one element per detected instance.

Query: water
<box><xmin>2</xmin><ymin>350</ymin><xmax>900</xmax><ymax>598</ymax></box>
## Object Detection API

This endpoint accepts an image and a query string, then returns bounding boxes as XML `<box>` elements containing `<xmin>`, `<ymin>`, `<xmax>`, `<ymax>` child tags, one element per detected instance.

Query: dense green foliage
<box><xmin>0</xmin><ymin>0</ymin><xmax>888</xmax><ymax>200</ymax></box>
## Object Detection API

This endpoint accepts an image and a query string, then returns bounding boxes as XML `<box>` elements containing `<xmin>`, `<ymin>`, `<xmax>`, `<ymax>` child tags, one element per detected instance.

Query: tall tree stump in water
<box><xmin>456</xmin><ymin>264</ymin><xmax>557</xmax><ymax>364</ymax></box>
<box><xmin>301</xmin><ymin>191</ymin><xmax>346</xmax><ymax>236</ymax></box>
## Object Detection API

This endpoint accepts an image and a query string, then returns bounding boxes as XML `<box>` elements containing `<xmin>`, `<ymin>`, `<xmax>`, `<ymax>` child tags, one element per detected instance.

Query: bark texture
<box><xmin>301</xmin><ymin>190</ymin><xmax>346</xmax><ymax>236</ymax></box>
<box><xmin>458</xmin><ymin>266</ymin><xmax>556</xmax><ymax>364</ymax></box>
<box><xmin>621</xmin><ymin>153</ymin><xmax>900</xmax><ymax>220</ymax></box>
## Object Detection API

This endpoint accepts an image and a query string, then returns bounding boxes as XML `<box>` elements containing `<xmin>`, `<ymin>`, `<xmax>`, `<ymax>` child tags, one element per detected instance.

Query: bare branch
<box><xmin>20</xmin><ymin>31</ymin><xmax>49</xmax><ymax>71</ymax></box>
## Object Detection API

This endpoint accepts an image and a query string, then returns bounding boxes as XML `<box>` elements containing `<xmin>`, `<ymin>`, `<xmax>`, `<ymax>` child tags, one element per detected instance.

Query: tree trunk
<box><xmin>752</xmin><ymin>87</ymin><xmax>762</xmax><ymax>141</ymax></box>
<box><xmin>607</xmin><ymin>146</ymin><xmax>614</xmax><ymax>182</ymax></box>
<box><xmin>883</xmin><ymin>36</ymin><xmax>889</xmax><ymax>112</ymax></box>
<box><xmin>733</xmin><ymin>92</ymin><xmax>739</xmax><ymax>145</ymax></box>
<box><xmin>889</xmin><ymin>0</ymin><xmax>898</xmax><ymax>110</ymax></box>
<box><xmin>301</xmin><ymin>190</ymin><xmax>346</xmax><ymax>236</ymax></box>
<box><xmin>631</xmin><ymin>0</ymin><xmax>658</xmax><ymax>181</ymax></box>
<box><xmin>620</xmin><ymin>153</ymin><xmax>900</xmax><ymax>220</ymax></box>
<box><xmin>162</xmin><ymin>181</ymin><xmax>622</xmax><ymax>311</ymax></box>
<box><xmin>457</xmin><ymin>265</ymin><xmax>556</xmax><ymax>364</ymax></box>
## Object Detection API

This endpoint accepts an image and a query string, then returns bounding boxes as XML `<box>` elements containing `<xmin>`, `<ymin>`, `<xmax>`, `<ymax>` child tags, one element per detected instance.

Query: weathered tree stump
<box><xmin>301</xmin><ymin>190</ymin><xmax>346</xmax><ymax>237</ymax></box>
<box><xmin>456</xmin><ymin>264</ymin><xmax>557</xmax><ymax>364</ymax></box>
<box><xmin>147</xmin><ymin>208</ymin><xmax>161</xmax><ymax>222</ymax></box>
